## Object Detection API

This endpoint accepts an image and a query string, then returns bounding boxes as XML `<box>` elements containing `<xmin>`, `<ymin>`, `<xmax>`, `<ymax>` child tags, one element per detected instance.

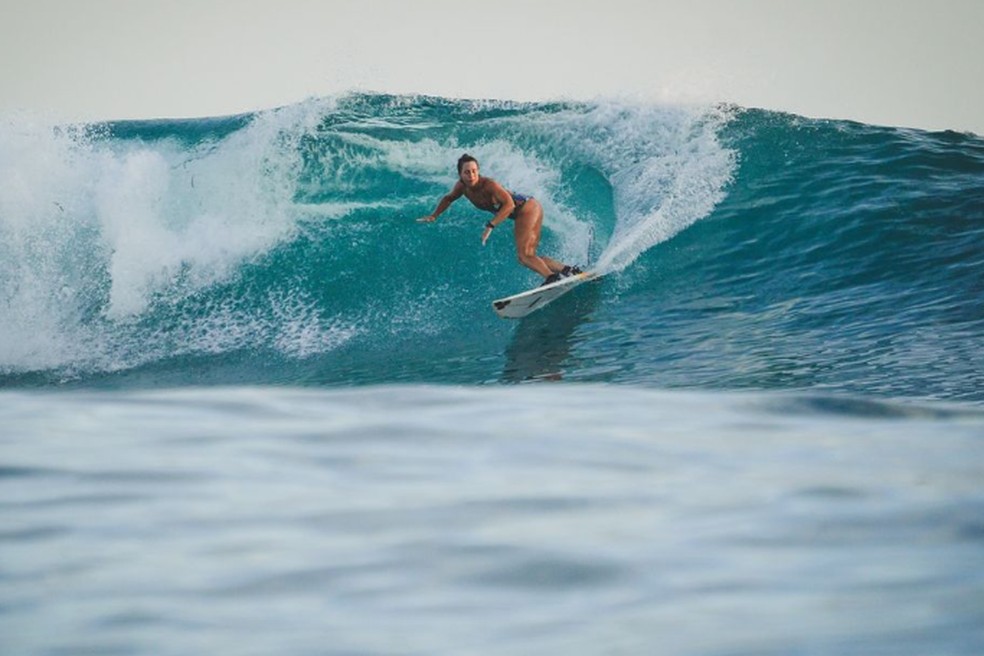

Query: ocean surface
<box><xmin>2</xmin><ymin>92</ymin><xmax>983</xmax><ymax>654</ymax></box>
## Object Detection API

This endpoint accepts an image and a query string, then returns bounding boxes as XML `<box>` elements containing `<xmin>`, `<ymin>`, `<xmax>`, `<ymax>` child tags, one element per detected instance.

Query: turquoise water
<box><xmin>3</xmin><ymin>94</ymin><xmax>982</xmax><ymax>396</ymax></box>
<box><xmin>2</xmin><ymin>93</ymin><xmax>983</xmax><ymax>654</ymax></box>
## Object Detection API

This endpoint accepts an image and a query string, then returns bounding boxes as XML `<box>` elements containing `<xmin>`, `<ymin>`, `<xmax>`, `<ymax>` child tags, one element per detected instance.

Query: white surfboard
<box><xmin>492</xmin><ymin>271</ymin><xmax>599</xmax><ymax>319</ymax></box>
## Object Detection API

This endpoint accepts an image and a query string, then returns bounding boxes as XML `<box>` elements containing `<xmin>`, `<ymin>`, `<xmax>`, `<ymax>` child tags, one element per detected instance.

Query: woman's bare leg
<box><xmin>513</xmin><ymin>200</ymin><xmax>566</xmax><ymax>277</ymax></box>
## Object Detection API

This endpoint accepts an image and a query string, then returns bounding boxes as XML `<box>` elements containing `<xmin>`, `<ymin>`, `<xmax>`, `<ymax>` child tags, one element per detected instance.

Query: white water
<box><xmin>0</xmin><ymin>102</ymin><xmax>338</xmax><ymax>373</ymax></box>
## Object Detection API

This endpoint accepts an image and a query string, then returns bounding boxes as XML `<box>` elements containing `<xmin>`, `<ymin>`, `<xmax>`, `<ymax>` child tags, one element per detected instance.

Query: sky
<box><xmin>1</xmin><ymin>0</ymin><xmax>981</xmax><ymax>134</ymax></box>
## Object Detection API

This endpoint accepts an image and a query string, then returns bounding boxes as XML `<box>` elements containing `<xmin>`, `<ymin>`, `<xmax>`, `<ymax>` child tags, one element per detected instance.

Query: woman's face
<box><xmin>459</xmin><ymin>161</ymin><xmax>480</xmax><ymax>187</ymax></box>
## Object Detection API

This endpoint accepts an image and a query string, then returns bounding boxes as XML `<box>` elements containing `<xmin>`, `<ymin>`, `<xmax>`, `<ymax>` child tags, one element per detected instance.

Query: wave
<box><xmin>1</xmin><ymin>93</ymin><xmax>982</xmax><ymax>400</ymax></box>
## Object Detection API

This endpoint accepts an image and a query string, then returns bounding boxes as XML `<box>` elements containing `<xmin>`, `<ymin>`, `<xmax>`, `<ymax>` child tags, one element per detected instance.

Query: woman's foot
<box><xmin>540</xmin><ymin>273</ymin><xmax>563</xmax><ymax>286</ymax></box>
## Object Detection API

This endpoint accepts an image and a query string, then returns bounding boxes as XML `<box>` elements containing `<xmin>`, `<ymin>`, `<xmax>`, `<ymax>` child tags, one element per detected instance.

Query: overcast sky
<box><xmin>2</xmin><ymin>0</ymin><xmax>981</xmax><ymax>133</ymax></box>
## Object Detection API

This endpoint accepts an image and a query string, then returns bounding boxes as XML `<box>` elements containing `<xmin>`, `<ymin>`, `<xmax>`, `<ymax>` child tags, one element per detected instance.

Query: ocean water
<box><xmin>2</xmin><ymin>93</ymin><xmax>983</xmax><ymax>654</ymax></box>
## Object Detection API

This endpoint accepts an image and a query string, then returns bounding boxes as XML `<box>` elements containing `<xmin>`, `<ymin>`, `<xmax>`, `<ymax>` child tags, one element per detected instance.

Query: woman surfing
<box><xmin>418</xmin><ymin>154</ymin><xmax>580</xmax><ymax>285</ymax></box>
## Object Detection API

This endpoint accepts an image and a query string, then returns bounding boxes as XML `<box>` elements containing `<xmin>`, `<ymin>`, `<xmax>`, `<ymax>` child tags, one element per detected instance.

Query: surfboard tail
<box><xmin>491</xmin><ymin>271</ymin><xmax>598</xmax><ymax>319</ymax></box>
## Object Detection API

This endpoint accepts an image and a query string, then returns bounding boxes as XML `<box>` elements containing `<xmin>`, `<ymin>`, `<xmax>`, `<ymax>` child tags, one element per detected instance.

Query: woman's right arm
<box><xmin>417</xmin><ymin>182</ymin><xmax>464</xmax><ymax>222</ymax></box>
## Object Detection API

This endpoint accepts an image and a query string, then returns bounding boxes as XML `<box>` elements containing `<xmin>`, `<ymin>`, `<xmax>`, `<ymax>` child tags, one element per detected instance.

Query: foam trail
<box><xmin>587</xmin><ymin>105</ymin><xmax>735</xmax><ymax>273</ymax></box>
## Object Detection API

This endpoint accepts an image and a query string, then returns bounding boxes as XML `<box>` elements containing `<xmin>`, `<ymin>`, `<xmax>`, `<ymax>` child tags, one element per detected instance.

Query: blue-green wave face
<box><xmin>1</xmin><ymin>93</ymin><xmax>983</xmax><ymax>398</ymax></box>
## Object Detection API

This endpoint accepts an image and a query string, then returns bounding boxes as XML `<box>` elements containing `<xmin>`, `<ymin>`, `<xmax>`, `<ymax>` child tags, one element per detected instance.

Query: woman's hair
<box><xmin>457</xmin><ymin>153</ymin><xmax>478</xmax><ymax>174</ymax></box>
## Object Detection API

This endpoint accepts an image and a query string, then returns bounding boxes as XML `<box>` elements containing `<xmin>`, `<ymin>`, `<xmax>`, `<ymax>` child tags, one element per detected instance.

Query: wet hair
<box><xmin>457</xmin><ymin>153</ymin><xmax>478</xmax><ymax>174</ymax></box>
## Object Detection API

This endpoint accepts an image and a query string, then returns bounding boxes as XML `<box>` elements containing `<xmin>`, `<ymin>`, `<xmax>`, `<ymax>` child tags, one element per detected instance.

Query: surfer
<box><xmin>418</xmin><ymin>154</ymin><xmax>580</xmax><ymax>285</ymax></box>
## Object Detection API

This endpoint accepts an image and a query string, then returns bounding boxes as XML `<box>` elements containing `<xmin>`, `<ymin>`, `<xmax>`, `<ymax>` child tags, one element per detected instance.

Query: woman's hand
<box><xmin>416</xmin><ymin>214</ymin><xmax>436</xmax><ymax>223</ymax></box>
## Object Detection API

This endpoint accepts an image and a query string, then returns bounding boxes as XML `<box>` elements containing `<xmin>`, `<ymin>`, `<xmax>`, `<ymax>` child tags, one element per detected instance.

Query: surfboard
<box><xmin>492</xmin><ymin>271</ymin><xmax>599</xmax><ymax>319</ymax></box>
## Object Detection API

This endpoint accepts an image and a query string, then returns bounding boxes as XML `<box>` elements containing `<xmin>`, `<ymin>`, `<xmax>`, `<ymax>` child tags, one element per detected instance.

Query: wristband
<box><xmin>485</xmin><ymin>221</ymin><xmax>495</xmax><ymax>230</ymax></box>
